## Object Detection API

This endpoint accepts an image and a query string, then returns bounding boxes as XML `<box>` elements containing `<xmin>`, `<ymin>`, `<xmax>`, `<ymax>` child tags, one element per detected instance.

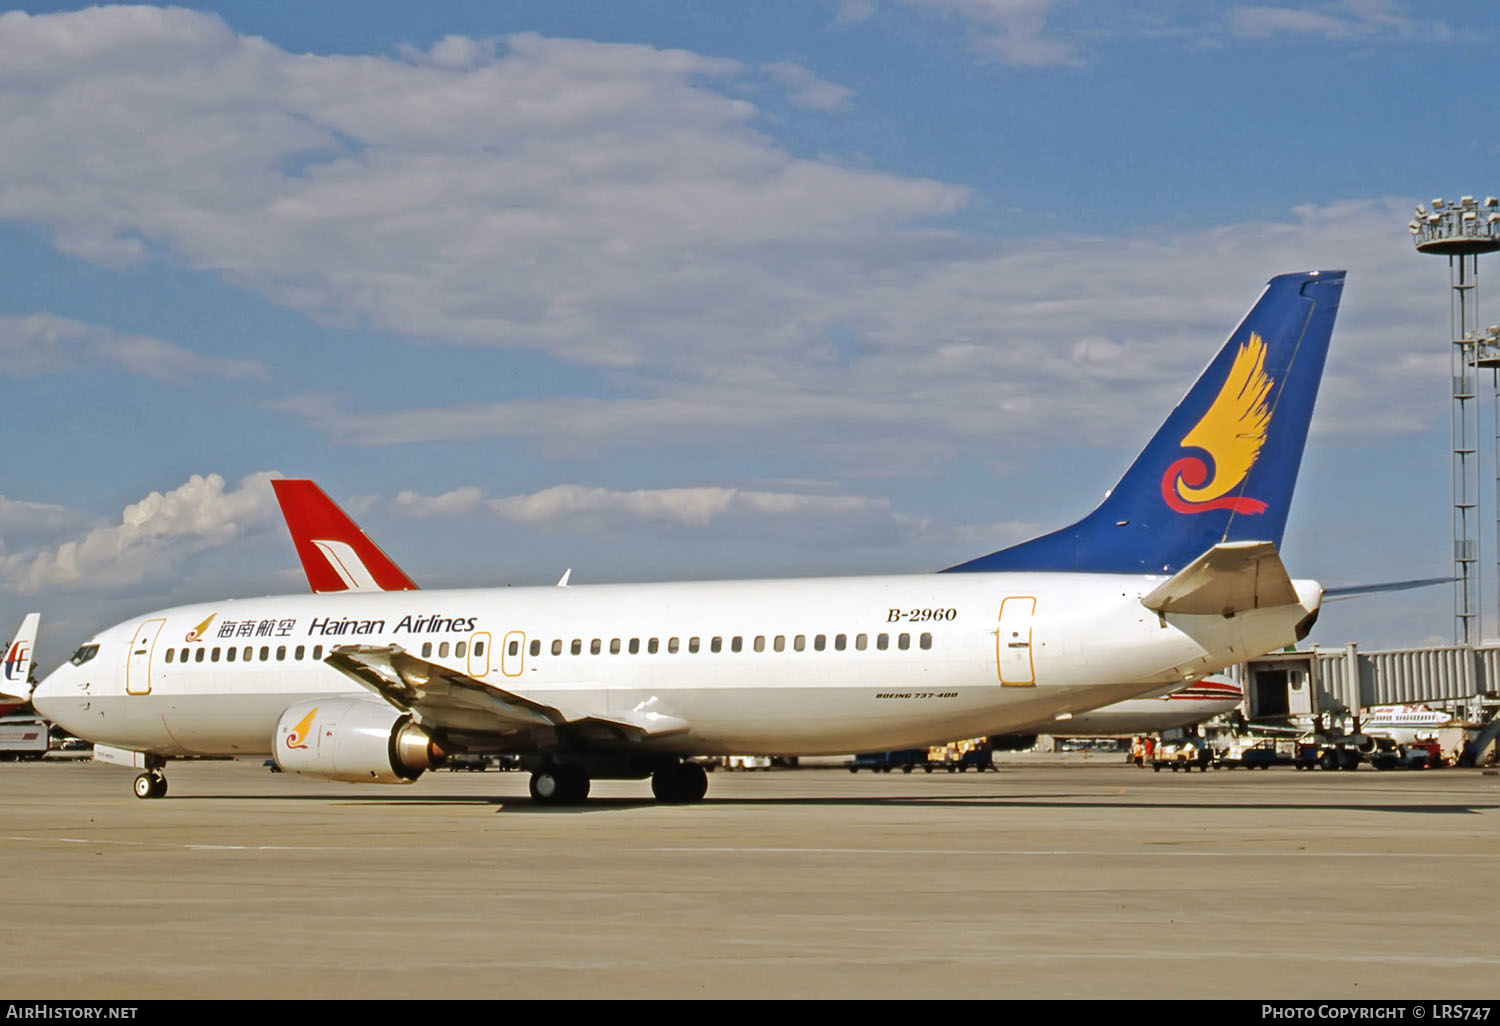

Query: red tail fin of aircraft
<box><xmin>271</xmin><ymin>480</ymin><xmax>419</xmax><ymax>593</ymax></box>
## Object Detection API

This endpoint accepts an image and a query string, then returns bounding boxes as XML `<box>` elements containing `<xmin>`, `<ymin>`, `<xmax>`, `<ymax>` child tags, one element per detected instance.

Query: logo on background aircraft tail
<box><xmin>946</xmin><ymin>270</ymin><xmax>1344</xmax><ymax>576</ymax></box>
<box><xmin>3</xmin><ymin>612</ymin><xmax>40</xmax><ymax>700</ymax></box>
<box><xmin>272</xmin><ymin>480</ymin><xmax>419</xmax><ymax>593</ymax></box>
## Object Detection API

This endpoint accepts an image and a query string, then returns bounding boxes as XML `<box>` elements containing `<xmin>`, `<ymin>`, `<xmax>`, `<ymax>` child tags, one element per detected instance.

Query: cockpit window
<box><xmin>69</xmin><ymin>644</ymin><xmax>100</xmax><ymax>667</ymax></box>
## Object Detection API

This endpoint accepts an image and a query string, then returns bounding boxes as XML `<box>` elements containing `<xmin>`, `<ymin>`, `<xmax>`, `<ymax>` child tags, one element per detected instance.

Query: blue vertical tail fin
<box><xmin>946</xmin><ymin>270</ymin><xmax>1344</xmax><ymax>575</ymax></box>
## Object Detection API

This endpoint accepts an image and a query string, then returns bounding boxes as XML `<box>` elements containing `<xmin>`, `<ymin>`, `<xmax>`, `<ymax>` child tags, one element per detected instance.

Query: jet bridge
<box><xmin>1243</xmin><ymin>643</ymin><xmax>1499</xmax><ymax>724</ymax></box>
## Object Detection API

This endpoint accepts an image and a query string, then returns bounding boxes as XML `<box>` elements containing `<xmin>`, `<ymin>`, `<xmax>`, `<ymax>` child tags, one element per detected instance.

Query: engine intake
<box><xmin>273</xmin><ymin>697</ymin><xmax>444</xmax><ymax>783</ymax></box>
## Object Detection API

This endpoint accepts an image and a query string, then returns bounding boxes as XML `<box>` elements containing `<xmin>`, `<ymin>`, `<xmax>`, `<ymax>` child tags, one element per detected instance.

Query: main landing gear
<box><xmin>526</xmin><ymin>760</ymin><xmax>709</xmax><ymax>806</ymax></box>
<box><xmin>528</xmin><ymin>764</ymin><xmax>591</xmax><ymax>805</ymax></box>
<box><xmin>651</xmin><ymin>761</ymin><xmax>708</xmax><ymax>803</ymax></box>
<box><xmin>133</xmin><ymin>771</ymin><xmax>168</xmax><ymax>799</ymax></box>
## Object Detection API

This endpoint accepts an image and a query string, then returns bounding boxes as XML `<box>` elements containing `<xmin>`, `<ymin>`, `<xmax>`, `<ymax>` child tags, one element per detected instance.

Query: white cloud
<box><xmin>1229</xmin><ymin>1</ymin><xmax>1454</xmax><ymax>42</ymax></box>
<box><xmin>762</xmin><ymin>61</ymin><xmax>855</xmax><ymax>112</ymax></box>
<box><xmin>0</xmin><ymin>472</ymin><xmax>283</xmax><ymax>592</ymax></box>
<box><xmin>487</xmin><ymin>484</ymin><xmax>893</xmax><ymax>528</ymax></box>
<box><xmin>279</xmin><ymin>199</ymin><xmax>1447</xmax><ymax>474</ymax></box>
<box><xmin>0</xmin><ymin>8</ymin><xmax>964</xmax><ymax>370</ymax></box>
<box><xmin>896</xmin><ymin>0</ymin><xmax>1083</xmax><ymax>66</ymax></box>
<box><xmin>392</xmin><ymin>486</ymin><xmax>485</xmax><ymax>518</ymax></box>
<box><xmin>0</xmin><ymin>496</ymin><xmax>76</xmax><ymax>532</ymax></box>
<box><xmin>0</xmin><ymin>313</ymin><xmax>266</xmax><ymax>384</ymax></box>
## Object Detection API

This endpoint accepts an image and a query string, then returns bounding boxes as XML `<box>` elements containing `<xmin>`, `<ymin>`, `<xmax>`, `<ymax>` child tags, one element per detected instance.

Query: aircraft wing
<box><xmin>323</xmin><ymin>644</ymin><xmax>689</xmax><ymax>745</ymax></box>
<box><xmin>1141</xmin><ymin>540</ymin><xmax>1299</xmax><ymax>616</ymax></box>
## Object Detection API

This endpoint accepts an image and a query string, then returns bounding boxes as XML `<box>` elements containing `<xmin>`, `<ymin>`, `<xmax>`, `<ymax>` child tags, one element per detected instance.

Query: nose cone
<box><xmin>30</xmin><ymin>665</ymin><xmax>69</xmax><ymax>722</ymax></box>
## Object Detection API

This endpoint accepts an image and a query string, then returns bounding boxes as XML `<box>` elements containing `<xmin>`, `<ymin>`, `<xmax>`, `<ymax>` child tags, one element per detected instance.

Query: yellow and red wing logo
<box><xmin>1161</xmin><ymin>332</ymin><xmax>1272</xmax><ymax>515</ymax></box>
<box><xmin>184</xmin><ymin>613</ymin><xmax>215</xmax><ymax>643</ymax></box>
<box><xmin>284</xmin><ymin>707</ymin><xmax>318</xmax><ymax>750</ymax></box>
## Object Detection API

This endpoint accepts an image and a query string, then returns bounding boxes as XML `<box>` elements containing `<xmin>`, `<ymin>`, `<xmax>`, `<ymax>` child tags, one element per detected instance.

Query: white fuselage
<box><xmin>33</xmin><ymin>571</ymin><xmax>1319</xmax><ymax>758</ymax></box>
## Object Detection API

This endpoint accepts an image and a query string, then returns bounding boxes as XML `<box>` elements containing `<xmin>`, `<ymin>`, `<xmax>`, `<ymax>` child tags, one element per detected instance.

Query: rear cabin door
<box><xmin>996</xmin><ymin>597</ymin><xmax>1036</xmax><ymax>686</ymax></box>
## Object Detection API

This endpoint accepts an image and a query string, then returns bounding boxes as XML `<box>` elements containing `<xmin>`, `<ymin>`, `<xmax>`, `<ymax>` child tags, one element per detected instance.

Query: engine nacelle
<box><xmin>273</xmin><ymin>697</ymin><xmax>444</xmax><ymax>783</ymax></box>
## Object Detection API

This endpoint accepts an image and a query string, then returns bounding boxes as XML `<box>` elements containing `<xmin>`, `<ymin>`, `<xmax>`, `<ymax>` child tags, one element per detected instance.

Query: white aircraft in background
<box><xmin>1358</xmin><ymin>705</ymin><xmax>1458</xmax><ymax>745</ymax></box>
<box><xmin>1013</xmin><ymin>676</ymin><xmax>1243</xmax><ymax>739</ymax></box>
<box><xmin>2</xmin><ymin>613</ymin><xmax>39</xmax><ymax>717</ymax></box>
<box><xmin>272</xmin><ymin>483</ymin><xmax>1248</xmax><ymax>742</ymax></box>
<box><xmin>32</xmin><ymin>270</ymin><xmax>1345</xmax><ymax>804</ymax></box>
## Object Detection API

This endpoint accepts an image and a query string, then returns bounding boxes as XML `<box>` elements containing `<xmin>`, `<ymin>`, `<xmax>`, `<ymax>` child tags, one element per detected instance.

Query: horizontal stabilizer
<box><xmin>1322</xmin><ymin>577</ymin><xmax>1451</xmax><ymax>602</ymax></box>
<box><xmin>1141</xmin><ymin>541</ymin><xmax>1299</xmax><ymax>616</ymax></box>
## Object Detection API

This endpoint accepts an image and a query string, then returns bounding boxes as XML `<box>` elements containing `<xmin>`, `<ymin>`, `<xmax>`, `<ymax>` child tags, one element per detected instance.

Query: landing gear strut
<box><xmin>133</xmin><ymin>771</ymin><xmax>167</xmax><ymax>799</ymax></box>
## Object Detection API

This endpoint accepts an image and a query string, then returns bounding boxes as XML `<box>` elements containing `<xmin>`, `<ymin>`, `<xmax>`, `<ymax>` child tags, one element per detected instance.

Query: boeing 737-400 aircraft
<box><xmin>273</xmin><ymin>481</ymin><xmax>1247</xmax><ymax>741</ymax></box>
<box><xmin>32</xmin><ymin>270</ymin><xmax>1345</xmax><ymax>804</ymax></box>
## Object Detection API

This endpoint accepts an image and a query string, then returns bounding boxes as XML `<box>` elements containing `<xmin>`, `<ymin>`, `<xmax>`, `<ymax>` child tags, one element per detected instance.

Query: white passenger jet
<box><xmin>1008</xmin><ymin>676</ymin><xmax>1244</xmax><ymax>739</ymax></box>
<box><xmin>32</xmin><ymin>270</ymin><xmax>1345</xmax><ymax>804</ymax></box>
<box><xmin>272</xmin><ymin>482</ymin><xmax>1247</xmax><ymax>741</ymax></box>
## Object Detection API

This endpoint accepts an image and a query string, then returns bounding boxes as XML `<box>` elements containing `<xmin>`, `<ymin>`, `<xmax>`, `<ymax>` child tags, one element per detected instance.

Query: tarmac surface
<box><xmin>4</xmin><ymin>753</ymin><xmax>1498</xmax><ymax>1001</ymax></box>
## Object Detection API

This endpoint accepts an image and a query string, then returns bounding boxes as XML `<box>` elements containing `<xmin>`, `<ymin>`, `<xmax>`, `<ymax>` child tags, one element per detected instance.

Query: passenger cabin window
<box><xmin>456</xmin><ymin>641</ymin><xmax>467</xmax><ymax>658</ymax></box>
<box><xmin>689</xmin><ymin>637</ymin><xmax>700</xmax><ymax>654</ymax></box>
<box><xmin>855</xmin><ymin>634</ymin><xmax>867</xmax><ymax>651</ymax></box>
<box><xmin>610</xmin><ymin>639</ymin><xmax>621</xmax><ymax>655</ymax></box>
<box><xmin>876</xmin><ymin>634</ymin><xmax>889</xmax><ymax>651</ymax></box>
<box><xmin>711</xmin><ymin>637</ymin><xmax>722</xmax><ymax>653</ymax></box>
<box><xmin>814</xmin><ymin>635</ymin><xmax>825</xmax><ymax>651</ymax></box>
<box><xmin>195</xmin><ymin>648</ymin><xmax>206</xmax><ymax>663</ymax></box>
<box><xmin>898</xmin><ymin>633</ymin><xmax>910</xmax><ymax>651</ymax></box>
<box><xmin>259</xmin><ymin>646</ymin><xmax>269</xmax><ymax>661</ymax></box>
<box><xmin>295</xmin><ymin>645</ymin><xmax>305</xmax><ymax>660</ymax></box>
<box><xmin>667</xmin><ymin>638</ymin><xmax>679</xmax><ymax>654</ymax></box>
<box><xmin>422</xmin><ymin>642</ymin><xmax>433</xmax><ymax>658</ymax></box>
<box><xmin>591</xmin><ymin>639</ymin><xmax>601</xmax><ymax>655</ymax></box>
<box><xmin>276</xmin><ymin>646</ymin><xmax>287</xmax><ymax>661</ymax></box>
<box><xmin>439</xmin><ymin>642</ymin><xmax>450</xmax><ymax>658</ymax></box>
<box><xmin>211</xmin><ymin>647</ymin><xmax>221</xmax><ymax>662</ymax></box>
<box><xmin>794</xmin><ymin>635</ymin><xmax>805</xmax><ymax>652</ymax></box>
<box><xmin>165</xmin><ymin>649</ymin><xmax>174</xmax><ymax>664</ymax></box>
<box><xmin>226</xmin><ymin>647</ymin><xmax>236</xmax><ymax>662</ymax></box>
<box><xmin>552</xmin><ymin>640</ymin><xmax>563</xmax><ymax>656</ymax></box>
<box><xmin>312</xmin><ymin>646</ymin><xmax>323</xmax><ymax>660</ymax></box>
<box><xmin>732</xmin><ymin>636</ymin><xmax>743</xmax><ymax>653</ymax></box>
<box><xmin>835</xmin><ymin>634</ymin><xmax>846</xmax><ymax>651</ymax></box>
<box><xmin>774</xmin><ymin>635</ymin><xmax>785</xmax><ymax>652</ymax></box>
<box><xmin>243</xmin><ymin>646</ymin><xmax>252</xmax><ymax>662</ymax></box>
<box><xmin>754</xmin><ymin>636</ymin><xmax>765</xmax><ymax>653</ymax></box>
<box><xmin>920</xmin><ymin>633</ymin><xmax>932</xmax><ymax>650</ymax></box>
<box><xmin>648</xmin><ymin>638</ymin><xmax>659</xmax><ymax>654</ymax></box>
<box><xmin>571</xmin><ymin>639</ymin><xmax>582</xmax><ymax>656</ymax></box>
<box><xmin>629</xmin><ymin>639</ymin><xmax>640</xmax><ymax>654</ymax></box>
<box><xmin>529</xmin><ymin>640</ymin><xmax>540</xmax><ymax>657</ymax></box>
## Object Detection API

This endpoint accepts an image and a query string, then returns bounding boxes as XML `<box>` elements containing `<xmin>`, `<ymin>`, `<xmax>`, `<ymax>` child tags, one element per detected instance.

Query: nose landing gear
<box><xmin>133</xmin><ymin>771</ymin><xmax>168</xmax><ymax>799</ymax></box>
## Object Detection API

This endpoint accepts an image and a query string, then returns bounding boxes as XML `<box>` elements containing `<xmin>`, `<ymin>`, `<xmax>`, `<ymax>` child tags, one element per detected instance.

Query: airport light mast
<box><xmin>1411</xmin><ymin>195</ymin><xmax>1500</xmax><ymax>646</ymax></box>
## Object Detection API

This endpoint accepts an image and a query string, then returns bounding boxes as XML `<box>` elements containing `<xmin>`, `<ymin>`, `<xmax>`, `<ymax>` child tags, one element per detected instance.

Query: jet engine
<box><xmin>273</xmin><ymin>697</ymin><xmax>444</xmax><ymax>783</ymax></box>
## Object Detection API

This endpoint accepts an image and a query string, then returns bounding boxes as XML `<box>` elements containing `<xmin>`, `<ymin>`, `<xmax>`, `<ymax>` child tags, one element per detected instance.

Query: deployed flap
<box><xmin>324</xmin><ymin>645</ymin><xmax>688</xmax><ymax>742</ymax></box>
<box><xmin>1140</xmin><ymin>541</ymin><xmax>1299</xmax><ymax>616</ymax></box>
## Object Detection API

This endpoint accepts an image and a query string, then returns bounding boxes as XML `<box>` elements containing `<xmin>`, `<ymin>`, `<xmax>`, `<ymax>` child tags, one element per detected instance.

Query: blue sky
<box><xmin>1</xmin><ymin>0</ymin><xmax>1496</xmax><ymax>669</ymax></box>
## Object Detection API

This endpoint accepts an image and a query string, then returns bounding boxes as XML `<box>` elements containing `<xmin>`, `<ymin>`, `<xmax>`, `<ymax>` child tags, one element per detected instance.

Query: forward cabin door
<box><xmin>126</xmin><ymin>618</ymin><xmax>166</xmax><ymax>695</ymax></box>
<box><xmin>996</xmin><ymin>597</ymin><xmax>1036</xmax><ymax>686</ymax></box>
